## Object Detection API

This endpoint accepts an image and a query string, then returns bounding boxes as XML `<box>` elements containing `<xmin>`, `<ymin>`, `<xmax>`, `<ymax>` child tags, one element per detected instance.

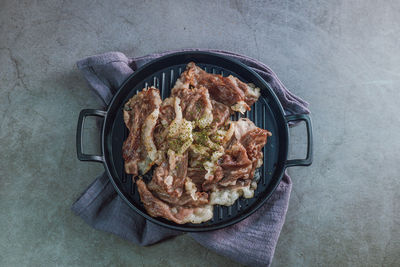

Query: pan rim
<box><xmin>101</xmin><ymin>51</ymin><xmax>289</xmax><ymax>232</ymax></box>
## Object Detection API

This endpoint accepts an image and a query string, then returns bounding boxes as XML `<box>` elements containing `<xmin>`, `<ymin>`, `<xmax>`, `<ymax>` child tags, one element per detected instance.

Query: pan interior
<box><xmin>103</xmin><ymin>54</ymin><xmax>287</xmax><ymax>231</ymax></box>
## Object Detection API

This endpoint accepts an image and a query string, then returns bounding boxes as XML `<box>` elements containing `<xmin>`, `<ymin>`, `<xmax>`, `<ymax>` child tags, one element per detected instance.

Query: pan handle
<box><xmin>76</xmin><ymin>109</ymin><xmax>106</xmax><ymax>163</ymax></box>
<box><xmin>284</xmin><ymin>114</ymin><xmax>313</xmax><ymax>168</ymax></box>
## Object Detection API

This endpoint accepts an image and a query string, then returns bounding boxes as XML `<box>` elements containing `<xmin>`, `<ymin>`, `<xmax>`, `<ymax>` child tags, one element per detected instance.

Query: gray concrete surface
<box><xmin>1</xmin><ymin>0</ymin><xmax>399</xmax><ymax>266</ymax></box>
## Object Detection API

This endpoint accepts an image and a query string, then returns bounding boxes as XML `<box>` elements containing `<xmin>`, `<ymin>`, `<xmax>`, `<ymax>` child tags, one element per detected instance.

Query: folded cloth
<box><xmin>73</xmin><ymin>49</ymin><xmax>309</xmax><ymax>267</ymax></box>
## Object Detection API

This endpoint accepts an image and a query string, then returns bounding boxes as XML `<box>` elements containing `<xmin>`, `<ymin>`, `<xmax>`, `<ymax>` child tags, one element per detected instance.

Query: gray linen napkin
<box><xmin>73</xmin><ymin>49</ymin><xmax>309</xmax><ymax>267</ymax></box>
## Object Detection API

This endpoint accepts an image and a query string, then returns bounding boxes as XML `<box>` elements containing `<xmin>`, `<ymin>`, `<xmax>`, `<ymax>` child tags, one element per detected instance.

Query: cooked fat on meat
<box><xmin>123</xmin><ymin>63</ymin><xmax>271</xmax><ymax>224</ymax></box>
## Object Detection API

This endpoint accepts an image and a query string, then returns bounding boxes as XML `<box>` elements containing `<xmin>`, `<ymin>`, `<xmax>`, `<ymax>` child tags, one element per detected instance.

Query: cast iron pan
<box><xmin>76</xmin><ymin>51</ymin><xmax>313</xmax><ymax>232</ymax></box>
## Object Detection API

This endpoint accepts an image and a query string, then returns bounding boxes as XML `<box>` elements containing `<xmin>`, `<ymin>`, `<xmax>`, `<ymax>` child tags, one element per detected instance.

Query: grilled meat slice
<box><xmin>122</xmin><ymin>87</ymin><xmax>161</xmax><ymax>176</ymax></box>
<box><xmin>173</xmin><ymin>62</ymin><xmax>261</xmax><ymax>113</ymax></box>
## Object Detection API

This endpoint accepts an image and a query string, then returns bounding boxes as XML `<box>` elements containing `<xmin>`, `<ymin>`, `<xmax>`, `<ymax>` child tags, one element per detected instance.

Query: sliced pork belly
<box><xmin>217</xmin><ymin>118</ymin><xmax>271</xmax><ymax>187</ymax></box>
<box><xmin>240</xmin><ymin>127</ymin><xmax>272</xmax><ymax>178</ymax></box>
<box><xmin>218</xmin><ymin>142</ymin><xmax>253</xmax><ymax>186</ymax></box>
<box><xmin>173</xmin><ymin>62</ymin><xmax>261</xmax><ymax>114</ymax></box>
<box><xmin>210</xmin><ymin>100</ymin><xmax>231</xmax><ymax>129</ymax></box>
<box><xmin>137</xmin><ymin>179</ymin><xmax>213</xmax><ymax>224</ymax></box>
<box><xmin>122</xmin><ymin>87</ymin><xmax>161</xmax><ymax>176</ymax></box>
<box><xmin>171</xmin><ymin>85</ymin><xmax>213</xmax><ymax>129</ymax></box>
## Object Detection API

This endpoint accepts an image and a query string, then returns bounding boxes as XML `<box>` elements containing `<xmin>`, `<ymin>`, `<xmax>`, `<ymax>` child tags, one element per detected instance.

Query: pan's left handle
<box><xmin>284</xmin><ymin>114</ymin><xmax>313</xmax><ymax>168</ymax></box>
<box><xmin>76</xmin><ymin>109</ymin><xmax>106</xmax><ymax>163</ymax></box>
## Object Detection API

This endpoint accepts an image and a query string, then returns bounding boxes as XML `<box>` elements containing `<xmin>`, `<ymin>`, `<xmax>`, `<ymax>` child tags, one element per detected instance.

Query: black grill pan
<box><xmin>76</xmin><ymin>52</ymin><xmax>313</xmax><ymax>232</ymax></box>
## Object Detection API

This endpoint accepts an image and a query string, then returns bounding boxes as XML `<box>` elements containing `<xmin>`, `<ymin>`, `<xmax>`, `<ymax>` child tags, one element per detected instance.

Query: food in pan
<box><xmin>123</xmin><ymin>62</ymin><xmax>272</xmax><ymax>224</ymax></box>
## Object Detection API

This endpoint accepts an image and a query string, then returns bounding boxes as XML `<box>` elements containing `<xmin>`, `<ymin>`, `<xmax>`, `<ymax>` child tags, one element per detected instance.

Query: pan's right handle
<box><xmin>284</xmin><ymin>114</ymin><xmax>313</xmax><ymax>168</ymax></box>
<box><xmin>76</xmin><ymin>109</ymin><xmax>106</xmax><ymax>163</ymax></box>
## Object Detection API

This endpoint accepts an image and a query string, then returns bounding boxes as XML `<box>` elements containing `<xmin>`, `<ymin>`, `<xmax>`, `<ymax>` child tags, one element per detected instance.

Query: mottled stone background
<box><xmin>0</xmin><ymin>0</ymin><xmax>399</xmax><ymax>266</ymax></box>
